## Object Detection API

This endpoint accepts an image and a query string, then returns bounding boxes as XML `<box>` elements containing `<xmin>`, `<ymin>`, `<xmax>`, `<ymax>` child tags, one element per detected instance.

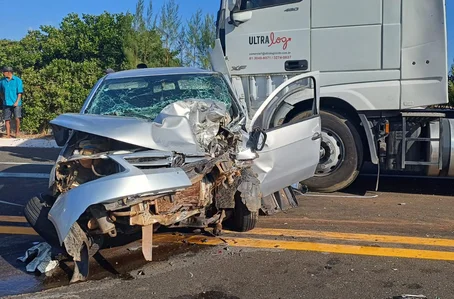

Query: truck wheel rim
<box><xmin>315</xmin><ymin>130</ymin><xmax>345</xmax><ymax>176</ymax></box>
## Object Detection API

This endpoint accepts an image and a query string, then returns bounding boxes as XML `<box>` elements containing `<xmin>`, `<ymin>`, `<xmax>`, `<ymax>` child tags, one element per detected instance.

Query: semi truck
<box><xmin>210</xmin><ymin>0</ymin><xmax>451</xmax><ymax>192</ymax></box>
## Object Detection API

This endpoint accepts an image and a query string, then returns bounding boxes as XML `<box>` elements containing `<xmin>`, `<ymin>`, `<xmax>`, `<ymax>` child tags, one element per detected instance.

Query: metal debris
<box><xmin>17</xmin><ymin>242</ymin><xmax>59</xmax><ymax>273</ymax></box>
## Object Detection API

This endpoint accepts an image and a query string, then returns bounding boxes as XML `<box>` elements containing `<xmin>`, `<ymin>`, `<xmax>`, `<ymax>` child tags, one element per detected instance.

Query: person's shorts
<box><xmin>3</xmin><ymin>106</ymin><xmax>22</xmax><ymax>121</ymax></box>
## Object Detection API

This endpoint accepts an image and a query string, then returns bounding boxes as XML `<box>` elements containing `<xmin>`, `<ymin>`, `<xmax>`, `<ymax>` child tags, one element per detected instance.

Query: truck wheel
<box><xmin>290</xmin><ymin>110</ymin><xmax>363</xmax><ymax>193</ymax></box>
<box><xmin>24</xmin><ymin>194</ymin><xmax>61</xmax><ymax>248</ymax></box>
<box><xmin>233</xmin><ymin>194</ymin><xmax>258</xmax><ymax>232</ymax></box>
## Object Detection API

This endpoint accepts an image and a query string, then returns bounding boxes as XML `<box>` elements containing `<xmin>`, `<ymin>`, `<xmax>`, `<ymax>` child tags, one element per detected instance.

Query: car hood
<box><xmin>50</xmin><ymin>99</ymin><xmax>230</xmax><ymax>154</ymax></box>
<box><xmin>50</xmin><ymin>113</ymin><xmax>203</xmax><ymax>154</ymax></box>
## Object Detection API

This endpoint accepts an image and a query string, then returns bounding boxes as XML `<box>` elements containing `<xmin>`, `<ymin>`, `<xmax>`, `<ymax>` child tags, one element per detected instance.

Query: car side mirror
<box><xmin>248</xmin><ymin>128</ymin><xmax>267</xmax><ymax>151</ymax></box>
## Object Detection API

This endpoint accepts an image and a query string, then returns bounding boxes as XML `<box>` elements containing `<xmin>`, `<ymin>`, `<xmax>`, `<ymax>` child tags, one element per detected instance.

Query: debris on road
<box><xmin>127</xmin><ymin>246</ymin><xmax>142</xmax><ymax>252</ymax></box>
<box><xmin>17</xmin><ymin>242</ymin><xmax>59</xmax><ymax>274</ymax></box>
<box><xmin>392</xmin><ymin>295</ymin><xmax>427</xmax><ymax>299</ymax></box>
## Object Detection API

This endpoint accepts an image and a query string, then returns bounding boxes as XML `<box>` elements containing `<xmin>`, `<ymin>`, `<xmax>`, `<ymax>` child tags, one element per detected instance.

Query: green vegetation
<box><xmin>0</xmin><ymin>0</ymin><xmax>215</xmax><ymax>133</ymax></box>
<box><xmin>449</xmin><ymin>62</ymin><xmax>454</xmax><ymax>106</ymax></box>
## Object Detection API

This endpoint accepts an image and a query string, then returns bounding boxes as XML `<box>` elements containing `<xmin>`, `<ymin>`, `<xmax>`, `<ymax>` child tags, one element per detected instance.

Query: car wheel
<box><xmin>24</xmin><ymin>194</ymin><xmax>61</xmax><ymax>247</ymax></box>
<box><xmin>233</xmin><ymin>194</ymin><xmax>258</xmax><ymax>232</ymax></box>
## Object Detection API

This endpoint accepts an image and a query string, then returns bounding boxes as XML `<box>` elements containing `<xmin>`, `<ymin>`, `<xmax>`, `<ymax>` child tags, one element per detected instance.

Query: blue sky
<box><xmin>0</xmin><ymin>0</ymin><xmax>453</xmax><ymax>63</ymax></box>
<box><xmin>0</xmin><ymin>0</ymin><xmax>220</xmax><ymax>38</ymax></box>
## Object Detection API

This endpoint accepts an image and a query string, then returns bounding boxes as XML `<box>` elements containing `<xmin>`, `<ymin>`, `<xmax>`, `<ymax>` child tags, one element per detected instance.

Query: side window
<box><xmin>240</xmin><ymin>0</ymin><xmax>301</xmax><ymax>11</ymax></box>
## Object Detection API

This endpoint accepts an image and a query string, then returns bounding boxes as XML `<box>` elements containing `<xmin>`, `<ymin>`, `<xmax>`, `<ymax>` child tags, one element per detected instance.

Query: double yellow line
<box><xmin>3</xmin><ymin>215</ymin><xmax>454</xmax><ymax>262</ymax></box>
<box><xmin>154</xmin><ymin>226</ymin><xmax>454</xmax><ymax>262</ymax></box>
<box><xmin>184</xmin><ymin>235</ymin><xmax>454</xmax><ymax>261</ymax></box>
<box><xmin>0</xmin><ymin>215</ymin><xmax>37</xmax><ymax>235</ymax></box>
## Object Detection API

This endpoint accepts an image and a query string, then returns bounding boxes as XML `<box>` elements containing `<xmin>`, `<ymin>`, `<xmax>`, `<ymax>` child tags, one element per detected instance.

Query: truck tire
<box><xmin>233</xmin><ymin>195</ymin><xmax>258</xmax><ymax>232</ymax></box>
<box><xmin>290</xmin><ymin>110</ymin><xmax>363</xmax><ymax>193</ymax></box>
<box><xmin>24</xmin><ymin>194</ymin><xmax>61</xmax><ymax>247</ymax></box>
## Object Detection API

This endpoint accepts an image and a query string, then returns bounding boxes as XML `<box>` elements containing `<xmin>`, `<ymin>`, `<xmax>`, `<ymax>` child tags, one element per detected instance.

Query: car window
<box><xmin>85</xmin><ymin>73</ymin><xmax>235</xmax><ymax>121</ymax></box>
<box><xmin>239</xmin><ymin>0</ymin><xmax>302</xmax><ymax>11</ymax></box>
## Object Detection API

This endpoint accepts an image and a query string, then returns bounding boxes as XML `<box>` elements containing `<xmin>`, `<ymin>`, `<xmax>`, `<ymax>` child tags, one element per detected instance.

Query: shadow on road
<box><xmin>0</xmin><ymin>147</ymin><xmax>60</xmax><ymax>163</ymax></box>
<box><xmin>343</xmin><ymin>173</ymin><xmax>454</xmax><ymax>197</ymax></box>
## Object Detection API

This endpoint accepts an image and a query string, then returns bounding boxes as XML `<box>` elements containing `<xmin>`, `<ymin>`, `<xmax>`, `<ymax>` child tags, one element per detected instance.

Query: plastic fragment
<box><xmin>17</xmin><ymin>242</ymin><xmax>59</xmax><ymax>273</ymax></box>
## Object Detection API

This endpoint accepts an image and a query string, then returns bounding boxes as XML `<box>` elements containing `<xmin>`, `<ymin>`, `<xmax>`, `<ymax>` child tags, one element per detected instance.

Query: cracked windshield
<box><xmin>85</xmin><ymin>73</ymin><xmax>233</xmax><ymax>121</ymax></box>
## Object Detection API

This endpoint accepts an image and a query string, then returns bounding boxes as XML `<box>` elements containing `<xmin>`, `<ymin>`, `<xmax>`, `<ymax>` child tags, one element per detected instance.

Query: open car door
<box><xmin>249</xmin><ymin>72</ymin><xmax>321</xmax><ymax>197</ymax></box>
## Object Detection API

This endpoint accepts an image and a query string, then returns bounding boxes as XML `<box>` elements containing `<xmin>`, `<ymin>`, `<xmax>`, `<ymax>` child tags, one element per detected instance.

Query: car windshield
<box><xmin>84</xmin><ymin>73</ymin><xmax>234</xmax><ymax>121</ymax></box>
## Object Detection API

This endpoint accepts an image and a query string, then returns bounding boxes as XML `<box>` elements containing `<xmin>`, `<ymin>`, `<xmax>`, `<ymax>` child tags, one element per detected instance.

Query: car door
<box><xmin>249</xmin><ymin>72</ymin><xmax>321</xmax><ymax>197</ymax></box>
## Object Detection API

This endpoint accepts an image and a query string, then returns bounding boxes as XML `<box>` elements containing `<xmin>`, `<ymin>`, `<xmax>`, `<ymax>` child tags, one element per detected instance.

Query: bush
<box><xmin>21</xmin><ymin>60</ymin><xmax>102</xmax><ymax>133</ymax></box>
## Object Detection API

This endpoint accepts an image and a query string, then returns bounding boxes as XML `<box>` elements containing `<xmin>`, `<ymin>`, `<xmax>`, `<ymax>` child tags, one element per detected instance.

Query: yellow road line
<box><xmin>224</xmin><ymin>227</ymin><xmax>454</xmax><ymax>248</ymax></box>
<box><xmin>185</xmin><ymin>235</ymin><xmax>454</xmax><ymax>261</ymax></box>
<box><xmin>0</xmin><ymin>215</ymin><xmax>27</xmax><ymax>223</ymax></box>
<box><xmin>0</xmin><ymin>226</ymin><xmax>37</xmax><ymax>235</ymax></box>
<box><xmin>259</xmin><ymin>217</ymin><xmax>454</xmax><ymax>228</ymax></box>
<box><xmin>4</xmin><ymin>228</ymin><xmax>454</xmax><ymax>262</ymax></box>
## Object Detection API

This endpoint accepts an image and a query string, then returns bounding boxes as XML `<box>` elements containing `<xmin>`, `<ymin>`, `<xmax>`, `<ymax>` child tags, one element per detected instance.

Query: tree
<box><xmin>1</xmin><ymin>9</ymin><xmax>179</xmax><ymax>133</ymax></box>
<box><xmin>0</xmin><ymin>40</ymin><xmax>24</xmax><ymax>71</ymax></box>
<box><xmin>184</xmin><ymin>10</ymin><xmax>216</xmax><ymax>69</ymax></box>
<box><xmin>449</xmin><ymin>62</ymin><xmax>454</xmax><ymax>106</ymax></box>
<box><xmin>21</xmin><ymin>59</ymin><xmax>102</xmax><ymax>133</ymax></box>
<box><xmin>157</xmin><ymin>0</ymin><xmax>184</xmax><ymax>66</ymax></box>
<box><xmin>37</xmin><ymin>12</ymin><xmax>132</xmax><ymax>71</ymax></box>
<box><xmin>123</xmin><ymin>0</ymin><xmax>179</xmax><ymax>69</ymax></box>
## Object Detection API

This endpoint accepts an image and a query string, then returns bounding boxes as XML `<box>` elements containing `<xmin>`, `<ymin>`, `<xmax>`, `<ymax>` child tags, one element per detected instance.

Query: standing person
<box><xmin>0</xmin><ymin>67</ymin><xmax>23</xmax><ymax>138</ymax></box>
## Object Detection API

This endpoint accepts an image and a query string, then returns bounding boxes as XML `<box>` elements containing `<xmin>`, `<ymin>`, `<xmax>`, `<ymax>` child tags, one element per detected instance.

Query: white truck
<box><xmin>211</xmin><ymin>0</ymin><xmax>450</xmax><ymax>192</ymax></box>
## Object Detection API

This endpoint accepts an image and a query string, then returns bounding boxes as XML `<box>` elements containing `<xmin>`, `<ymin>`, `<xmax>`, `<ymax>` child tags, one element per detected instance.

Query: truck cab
<box><xmin>213</xmin><ymin>0</ymin><xmax>450</xmax><ymax>192</ymax></box>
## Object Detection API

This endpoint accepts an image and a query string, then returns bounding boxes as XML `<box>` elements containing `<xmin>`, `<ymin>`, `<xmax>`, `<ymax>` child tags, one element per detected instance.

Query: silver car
<box><xmin>24</xmin><ymin>67</ymin><xmax>321</xmax><ymax>282</ymax></box>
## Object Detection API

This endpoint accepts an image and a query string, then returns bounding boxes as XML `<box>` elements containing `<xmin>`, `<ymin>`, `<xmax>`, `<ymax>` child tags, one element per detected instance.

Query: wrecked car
<box><xmin>24</xmin><ymin>67</ymin><xmax>321</xmax><ymax>282</ymax></box>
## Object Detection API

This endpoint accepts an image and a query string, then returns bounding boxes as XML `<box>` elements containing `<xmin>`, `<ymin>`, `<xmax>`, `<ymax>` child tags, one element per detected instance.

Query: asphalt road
<box><xmin>1</xmin><ymin>148</ymin><xmax>454</xmax><ymax>298</ymax></box>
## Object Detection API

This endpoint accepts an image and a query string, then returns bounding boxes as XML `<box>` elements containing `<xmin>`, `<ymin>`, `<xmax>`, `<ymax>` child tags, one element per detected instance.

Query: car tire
<box><xmin>233</xmin><ymin>194</ymin><xmax>258</xmax><ymax>232</ymax></box>
<box><xmin>24</xmin><ymin>194</ymin><xmax>61</xmax><ymax>248</ymax></box>
<box><xmin>290</xmin><ymin>110</ymin><xmax>363</xmax><ymax>193</ymax></box>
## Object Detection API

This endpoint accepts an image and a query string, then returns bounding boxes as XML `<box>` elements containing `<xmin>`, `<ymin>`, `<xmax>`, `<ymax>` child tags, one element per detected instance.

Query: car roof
<box><xmin>105</xmin><ymin>67</ymin><xmax>216</xmax><ymax>79</ymax></box>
